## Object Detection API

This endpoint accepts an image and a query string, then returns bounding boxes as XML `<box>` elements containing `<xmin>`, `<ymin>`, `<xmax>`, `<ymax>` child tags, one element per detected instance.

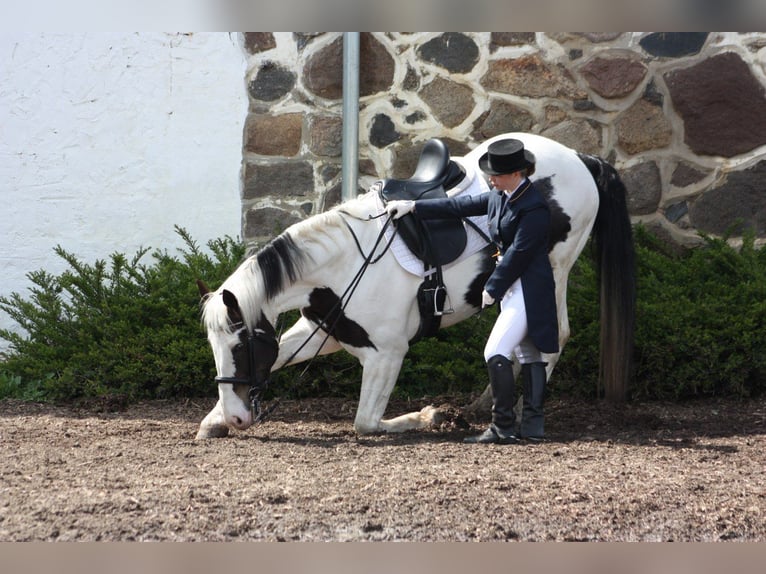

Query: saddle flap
<box><xmin>393</xmin><ymin>211</ymin><xmax>468</xmax><ymax>268</ymax></box>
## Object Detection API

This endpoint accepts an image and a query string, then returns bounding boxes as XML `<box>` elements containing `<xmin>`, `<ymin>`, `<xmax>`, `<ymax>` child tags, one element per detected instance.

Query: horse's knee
<box><xmin>195</xmin><ymin>401</ymin><xmax>229</xmax><ymax>440</ymax></box>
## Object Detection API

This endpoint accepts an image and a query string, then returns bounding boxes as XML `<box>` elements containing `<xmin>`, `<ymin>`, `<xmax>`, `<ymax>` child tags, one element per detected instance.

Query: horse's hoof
<box><xmin>195</xmin><ymin>424</ymin><xmax>230</xmax><ymax>439</ymax></box>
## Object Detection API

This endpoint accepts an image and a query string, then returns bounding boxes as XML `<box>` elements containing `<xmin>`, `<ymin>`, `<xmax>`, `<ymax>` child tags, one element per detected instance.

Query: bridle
<box><xmin>215</xmin><ymin>325</ymin><xmax>280</xmax><ymax>424</ymax></box>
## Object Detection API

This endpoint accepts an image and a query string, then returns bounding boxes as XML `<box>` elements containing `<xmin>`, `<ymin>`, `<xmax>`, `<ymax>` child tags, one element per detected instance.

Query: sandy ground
<box><xmin>0</xmin><ymin>395</ymin><xmax>764</xmax><ymax>541</ymax></box>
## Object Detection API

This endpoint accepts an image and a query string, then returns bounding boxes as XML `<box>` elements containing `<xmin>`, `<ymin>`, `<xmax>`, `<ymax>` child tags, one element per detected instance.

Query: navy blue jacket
<box><xmin>414</xmin><ymin>180</ymin><xmax>559</xmax><ymax>353</ymax></box>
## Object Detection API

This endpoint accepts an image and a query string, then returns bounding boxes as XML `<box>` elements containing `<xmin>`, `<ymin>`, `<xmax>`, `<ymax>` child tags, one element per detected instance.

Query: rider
<box><xmin>386</xmin><ymin>138</ymin><xmax>558</xmax><ymax>444</ymax></box>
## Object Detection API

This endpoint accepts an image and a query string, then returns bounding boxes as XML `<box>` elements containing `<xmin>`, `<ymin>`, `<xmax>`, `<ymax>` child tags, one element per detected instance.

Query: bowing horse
<box><xmin>195</xmin><ymin>132</ymin><xmax>635</xmax><ymax>439</ymax></box>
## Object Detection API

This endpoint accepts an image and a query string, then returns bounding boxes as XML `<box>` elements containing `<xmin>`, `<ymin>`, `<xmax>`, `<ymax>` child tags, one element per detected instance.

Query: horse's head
<box><xmin>197</xmin><ymin>280</ymin><xmax>279</xmax><ymax>431</ymax></box>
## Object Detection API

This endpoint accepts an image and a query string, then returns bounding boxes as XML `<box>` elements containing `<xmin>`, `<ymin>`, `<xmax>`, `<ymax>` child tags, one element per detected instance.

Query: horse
<box><xmin>195</xmin><ymin>132</ymin><xmax>635</xmax><ymax>439</ymax></box>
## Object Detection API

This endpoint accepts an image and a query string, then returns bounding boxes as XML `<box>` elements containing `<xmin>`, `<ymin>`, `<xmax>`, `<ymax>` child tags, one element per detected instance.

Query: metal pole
<box><xmin>341</xmin><ymin>32</ymin><xmax>360</xmax><ymax>202</ymax></box>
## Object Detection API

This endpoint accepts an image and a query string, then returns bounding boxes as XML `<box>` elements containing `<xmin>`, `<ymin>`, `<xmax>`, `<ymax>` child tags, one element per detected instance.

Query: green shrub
<box><xmin>0</xmin><ymin>227</ymin><xmax>245</xmax><ymax>401</ymax></box>
<box><xmin>2</xmin><ymin>225</ymin><xmax>764</xmax><ymax>403</ymax></box>
<box><xmin>555</xmin><ymin>226</ymin><xmax>766</xmax><ymax>400</ymax></box>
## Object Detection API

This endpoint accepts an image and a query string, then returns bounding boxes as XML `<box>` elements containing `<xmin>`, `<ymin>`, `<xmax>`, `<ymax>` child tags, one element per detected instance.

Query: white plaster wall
<box><xmin>1</xmin><ymin>32</ymin><xmax>246</xmax><ymax>350</ymax></box>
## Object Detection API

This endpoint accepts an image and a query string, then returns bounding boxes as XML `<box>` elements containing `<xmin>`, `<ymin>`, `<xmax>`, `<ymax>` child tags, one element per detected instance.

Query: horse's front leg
<box><xmin>353</xmin><ymin>349</ymin><xmax>442</xmax><ymax>434</ymax></box>
<box><xmin>195</xmin><ymin>399</ymin><xmax>230</xmax><ymax>439</ymax></box>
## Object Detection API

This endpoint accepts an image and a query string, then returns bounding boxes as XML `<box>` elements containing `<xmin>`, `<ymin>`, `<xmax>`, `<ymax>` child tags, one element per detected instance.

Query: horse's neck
<box><xmin>265</xmin><ymin>206</ymin><xmax>372</xmax><ymax>317</ymax></box>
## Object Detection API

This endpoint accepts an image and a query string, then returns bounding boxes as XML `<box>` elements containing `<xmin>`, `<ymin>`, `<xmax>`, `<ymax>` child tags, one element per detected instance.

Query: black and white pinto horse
<box><xmin>195</xmin><ymin>133</ymin><xmax>635</xmax><ymax>439</ymax></box>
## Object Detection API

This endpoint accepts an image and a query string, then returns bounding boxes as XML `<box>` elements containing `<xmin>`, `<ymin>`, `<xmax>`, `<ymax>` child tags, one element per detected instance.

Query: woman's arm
<box><xmin>386</xmin><ymin>192</ymin><xmax>491</xmax><ymax>220</ymax></box>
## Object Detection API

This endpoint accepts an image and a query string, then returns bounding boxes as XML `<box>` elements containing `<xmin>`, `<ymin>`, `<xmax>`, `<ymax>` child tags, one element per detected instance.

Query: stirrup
<box><xmin>432</xmin><ymin>285</ymin><xmax>454</xmax><ymax>316</ymax></box>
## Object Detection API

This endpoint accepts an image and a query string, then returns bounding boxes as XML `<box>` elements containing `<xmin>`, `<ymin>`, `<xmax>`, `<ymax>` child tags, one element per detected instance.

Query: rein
<box><xmin>227</xmin><ymin>210</ymin><xmax>397</xmax><ymax>425</ymax></box>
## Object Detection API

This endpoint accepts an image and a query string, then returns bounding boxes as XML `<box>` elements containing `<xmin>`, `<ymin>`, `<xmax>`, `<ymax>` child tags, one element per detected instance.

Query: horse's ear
<box><xmin>222</xmin><ymin>289</ymin><xmax>244</xmax><ymax>324</ymax></box>
<box><xmin>196</xmin><ymin>279</ymin><xmax>211</xmax><ymax>298</ymax></box>
<box><xmin>222</xmin><ymin>289</ymin><xmax>238</xmax><ymax>310</ymax></box>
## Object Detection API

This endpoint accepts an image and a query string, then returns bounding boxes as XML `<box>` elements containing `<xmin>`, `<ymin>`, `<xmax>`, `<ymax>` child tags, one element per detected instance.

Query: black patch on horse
<box><xmin>255</xmin><ymin>234</ymin><xmax>307</xmax><ymax>301</ymax></box>
<box><xmin>463</xmin><ymin>245</ymin><xmax>497</xmax><ymax>308</ymax></box>
<box><xmin>302</xmin><ymin>287</ymin><xmax>377</xmax><ymax>350</ymax></box>
<box><xmin>536</xmin><ymin>176</ymin><xmax>572</xmax><ymax>252</ymax></box>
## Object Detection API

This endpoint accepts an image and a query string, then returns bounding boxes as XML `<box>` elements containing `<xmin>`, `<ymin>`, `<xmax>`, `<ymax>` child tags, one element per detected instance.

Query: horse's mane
<box><xmin>201</xmin><ymin>194</ymin><xmax>375</xmax><ymax>333</ymax></box>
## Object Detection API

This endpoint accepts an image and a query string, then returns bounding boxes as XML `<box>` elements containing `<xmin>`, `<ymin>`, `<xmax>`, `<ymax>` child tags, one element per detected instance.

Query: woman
<box><xmin>386</xmin><ymin>138</ymin><xmax>558</xmax><ymax>444</ymax></box>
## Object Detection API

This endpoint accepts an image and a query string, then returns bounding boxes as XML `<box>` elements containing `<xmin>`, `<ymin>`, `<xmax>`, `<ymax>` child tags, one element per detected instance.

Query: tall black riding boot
<box><xmin>464</xmin><ymin>354</ymin><xmax>518</xmax><ymax>444</ymax></box>
<box><xmin>520</xmin><ymin>362</ymin><xmax>546</xmax><ymax>441</ymax></box>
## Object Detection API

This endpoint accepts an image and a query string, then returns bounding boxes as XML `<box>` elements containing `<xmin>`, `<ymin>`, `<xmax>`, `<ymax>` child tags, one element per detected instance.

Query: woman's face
<box><xmin>488</xmin><ymin>170</ymin><xmax>524</xmax><ymax>192</ymax></box>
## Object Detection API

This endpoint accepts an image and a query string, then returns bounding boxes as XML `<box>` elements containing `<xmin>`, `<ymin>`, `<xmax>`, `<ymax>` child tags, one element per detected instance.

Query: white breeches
<box><xmin>483</xmin><ymin>279</ymin><xmax>543</xmax><ymax>364</ymax></box>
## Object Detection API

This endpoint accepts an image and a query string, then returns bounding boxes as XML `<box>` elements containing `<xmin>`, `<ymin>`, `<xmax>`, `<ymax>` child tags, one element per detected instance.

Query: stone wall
<box><xmin>240</xmin><ymin>32</ymin><xmax>766</xmax><ymax>251</ymax></box>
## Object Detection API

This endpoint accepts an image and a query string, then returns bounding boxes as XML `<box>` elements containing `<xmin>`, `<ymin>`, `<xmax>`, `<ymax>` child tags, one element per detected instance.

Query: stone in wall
<box><xmin>621</xmin><ymin>161</ymin><xmax>662</xmax><ymax>215</ymax></box>
<box><xmin>579</xmin><ymin>57</ymin><xmax>647</xmax><ymax>99</ymax></box>
<box><xmin>244</xmin><ymin>113</ymin><xmax>303</xmax><ymax>156</ymax></box>
<box><xmin>243</xmin><ymin>33</ymin><xmax>276</xmax><ymax>54</ymax></box>
<box><xmin>482</xmin><ymin>55</ymin><xmax>587</xmax><ymax>100</ymax></box>
<box><xmin>391</xmin><ymin>139</ymin><xmax>420</xmax><ymax>179</ymax></box>
<box><xmin>309</xmin><ymin>115</ymin><xmax>343</xmax><ymax>157</ymax></box>
<box><xmin>490</xmin><ymin>33</ymin><xmax>536</xmax><ymax>51</ymax></box>
<box><xmin>642</xmin><ymin>219</ymin><xmax>703</xmax><ymax>256</ymax></box>
<box><xmin>405</xmin><ymin>110</ymin><xmax>428</xmax><ymax>125</ymax></box>
<box><xmin>639</xmin><ymin>32</ymin><xmax>708</xmax><ymax>57</ymax></box>
<box><xmin>320</xmin><ymin>164</ymin><xmax>340</xmax><ymax>184</ymax></box>
<box><xmin>359</xmin><ymin>158</ymin><xmax>378</xmax><ymax>179</ymax></box>
<box><xmin>688</xmin><ymin>160</ymin><xmax>766</xmax><ymax>235</ymax></box>
<box><xmin>358</xmin><ymin>34</ymin><xmax>396</xmax><ymax>97</ymax></box>
<box><xmin>616</xmin><ymin>99</ymin><xmax>672</xmax><ymax>155</ymax></box>
<box><xmin>671</xmin><ymin>162</ymin><xmax>708</xmax><ymax>187</ymax></box>
<box><xmin>303</xmin><ymin>38</ymin><xmax>342</xmax><ymax>99</ymax></box>
<box><xmin>416</xmin><ymin>33</ymin><xmax>479</xmax><ymax>74</ymax></box>
<box><xmin>579</xmin><ymin>33</ymin><xmax>623</xmax><ymax>43</ymax></box>
<box><xmin>419</xmin><ymin>77</ymin><xmax>475</xmax><ymax>129</ymax></box>
<box><xmin>548</xmin><ymin>33</ymin><xmax>623</xmax><ymax>46</ymax></box>
<box><xmin>403</xmin><ymin>65</ymin><xmax>420</xmax><ymax>91</ymax></box>
<box><xmin>294</xmin><ymin>33</ymin><xmax>324</xmax><ymax>51</ymax></box>
<box><xmin>473</xmin><ymin>100</ymin><xmax>534</xmax><ymax>139</ymax></box>
<box><xmin>643</xmin><ymin>80</ymin><xmax>665</xmax><ymax>106</ymax></box>
<box><xmin>248</xmin><ymin>61</ymin><xmax>296</xmax><ymax>102</ymax></box>
<box><xmin>664</xmin><ymin>52</ymin><xmax>766</xmax><ymax>157</ymax></box>
<box><xmin>242</xmin><ymin>161</ymin><xmax>314</xmax><ymax>200</ymax></box>
<box><xmin>664</xmin><ymin>201</ymin><xmax>689</xmax><ymax>224</ymax></box>
<box><xmin>543</xmin><ymin>106</ymin><xmax>568</xmax><ymax>129</ymax></box>
<box><xmin>322</xmin><ymin>182</ymin><xmax>343</xmax><ymax>210</ymax></box>
<box><xmin>244</xmin><ymin>206</ymin><xmax>303</xmax><ymax>241</ymax></box>
<box><xmin>370</xmin><ymin>114</ymin><xmax>401</xmax><ymax>148</ymax></box>
<box><xmin>303</xmin><ymin>34</ymin><xmax>395</xmax><ymax>100</ymax></box>
<box><xmin>542</xmin><ymin>119</ymin><xmax>601</xmax><ymax>155</ymax></box>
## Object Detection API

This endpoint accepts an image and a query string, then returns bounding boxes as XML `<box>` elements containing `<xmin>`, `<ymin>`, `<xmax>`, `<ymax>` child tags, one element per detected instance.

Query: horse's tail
<box><xmin>578</xmin><ymin>153</ymin><xmax>636</xmax><ymax>402</ymax></box>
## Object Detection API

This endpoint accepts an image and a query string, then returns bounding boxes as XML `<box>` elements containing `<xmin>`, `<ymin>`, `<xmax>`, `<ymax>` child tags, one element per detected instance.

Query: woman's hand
<box><xmin>482</xmin><ymin>290</ymin><xmax>495</xmax><ymax>308</ymax></box>
<box><xmin>385</xmin><ymin>200</ymin><xmax>415</xmax><ymax>219</ymax></box>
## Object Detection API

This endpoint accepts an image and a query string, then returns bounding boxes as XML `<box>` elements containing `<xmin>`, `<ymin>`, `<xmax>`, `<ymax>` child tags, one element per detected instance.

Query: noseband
<box><xmin>215</xmin><ymin>326</ymin><xmax>279</xmax><ymax>423</ymax></box>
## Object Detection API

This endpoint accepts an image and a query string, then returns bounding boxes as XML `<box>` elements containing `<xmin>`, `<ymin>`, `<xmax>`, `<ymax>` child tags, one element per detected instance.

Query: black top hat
<box><xmin>478</xmin><ymin>139</ymin><xmax>536</xmax><ymax>175</ymax></box>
